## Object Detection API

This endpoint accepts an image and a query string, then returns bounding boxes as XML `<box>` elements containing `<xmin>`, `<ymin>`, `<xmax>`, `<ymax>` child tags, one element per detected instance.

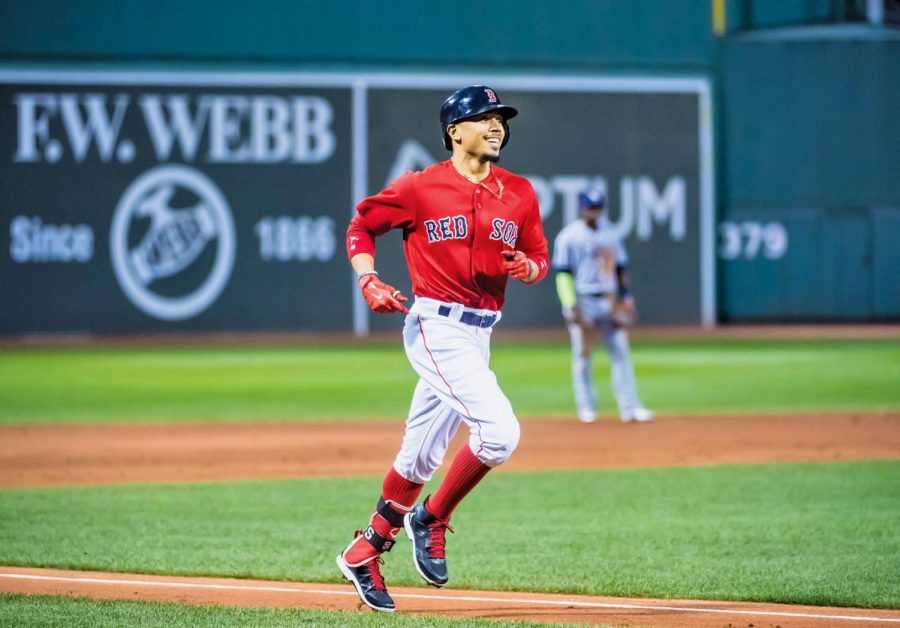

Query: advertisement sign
<box><xmin>0</xmin><ymin>71</ymin><xmax>713</xmax><ymax>334</ymax></box>
<box><xmin>0</xmin><ymin>77</ymin><xmax>353</xmax><ymax>333</ymax></box>
<box><xmin>365</xmin><ymin>78</ymin><xmax>712</xmax><ymax>330</ymax></box>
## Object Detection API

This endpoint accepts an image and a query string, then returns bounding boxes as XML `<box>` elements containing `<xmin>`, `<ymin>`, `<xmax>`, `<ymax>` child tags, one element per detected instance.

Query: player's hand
<box><xmin>501</xmin><ymin>250</ymin><xmax>537</xmax><ymax>282</ymax></box>
<box><xmin>612</xmin><ymin>296</ymin><xmax>636</xmax><ymax>327</ymax></box>
<box><xmin>563</xmin><ymin>306</ymin><xmax>584</xmax><ymax>326</ymax></box>
<box><xmin>358</xmin><ymin>273</ymin><xmax>409</xmax><ymax>314</ymax></box>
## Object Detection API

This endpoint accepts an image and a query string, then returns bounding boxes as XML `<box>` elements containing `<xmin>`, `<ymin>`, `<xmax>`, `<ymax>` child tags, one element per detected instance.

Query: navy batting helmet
<box><xmin>578</xmin><ymin>189</ymin><xmax>606</xmax><ymax>210</ymax></box>
<box><xmin>440</xmin><ymin>85</ymin><xmax>518</xmax><ymax>151</ymax></box>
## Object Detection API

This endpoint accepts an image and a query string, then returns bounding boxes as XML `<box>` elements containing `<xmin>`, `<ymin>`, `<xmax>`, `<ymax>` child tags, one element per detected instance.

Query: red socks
<box><xmin>343</xmin><ymin>467</ymin><xmax>424</xmax><ymax>566</ymax></box>
<box><xmin>426</xmin><ymin>445</ymin><xmax>491</xmax><ymax>521</ymax></box>
<box><xmin>382</xmin><ymin>467</ymin><xmax>424</xmax><ymax>507</ymax></box>
<box><xmin>343</xmin><ymin>450</ymin><xmax>491</xmax><ymax>565</ymax></box>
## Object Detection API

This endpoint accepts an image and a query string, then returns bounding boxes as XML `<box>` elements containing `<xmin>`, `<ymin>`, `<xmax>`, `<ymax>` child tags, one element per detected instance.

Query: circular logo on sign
<box><xmin>110</xmin><ymin>165</ymin><xmax>235</xmax><ymax>321</ymax></box>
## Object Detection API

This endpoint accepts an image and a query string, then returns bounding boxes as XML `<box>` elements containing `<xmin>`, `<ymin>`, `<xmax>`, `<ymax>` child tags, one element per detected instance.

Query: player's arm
<box><xmin>550</xmin><ymin>231</ymin><xmax>574</xmax><ymax>308</ymax></box>
<box><xmin>614</xmin><ymin>239</ymin><xmax>632</xmax><ymax>299</ymax></box>
<box><xmin>345</xmin><ymin>175</ymin><xmax>416</xmax><ymax>314</ymax></box>
<box><xmin>346</xmin><ymin>220</ymin><xmax>409</xmax><ymax>315</ymax></box>
<box><xmin>555</xmin><ymin>269</ymin><xmax>583</xmax><ymax>325</ymax></box>
<box><xmin>552</xmin><ymin>227</ymin><xmax>582</xmax><ymax>324</ymax></box>
<box><xmin>611</xmin><ymin>263</ymin><xmax>637</xmax><ymax>327</ymax></box>
<box><xmin>615</xmin><ymin>264</ymin><xmax>633</xmax><ymax>300</ymax></box>
<box><xmin>350</xmin><ymin>252</ymin><xmax>375</xmax><ymax>276</ymax></box>
<box><xmin>501</xmin><ymin>196</ymin><xmax>549</xmax><ymax>284</ymax></box>
<box><xmin>555</xmin><ymin>270</ymin><xmax>576</xmax><ymax>309</ymax></box>
<box><xmin>349</xmin><ymin>251</ymin><xmax>409</xmax><ymax>315</ymax></box>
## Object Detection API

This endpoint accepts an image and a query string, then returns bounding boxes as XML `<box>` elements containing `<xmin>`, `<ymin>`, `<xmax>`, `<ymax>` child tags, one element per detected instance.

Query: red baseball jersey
<box><xmin>347</xmin><ymin>160</ymin><xmax>549</xmax><ymax>310</ymax></box>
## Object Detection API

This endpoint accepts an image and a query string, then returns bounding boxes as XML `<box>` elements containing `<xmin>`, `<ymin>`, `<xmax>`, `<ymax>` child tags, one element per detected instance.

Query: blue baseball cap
<box><xmin>578</xmin><ymin>189</ymin><xmax>606</xmax><ymax>209</ymax></box>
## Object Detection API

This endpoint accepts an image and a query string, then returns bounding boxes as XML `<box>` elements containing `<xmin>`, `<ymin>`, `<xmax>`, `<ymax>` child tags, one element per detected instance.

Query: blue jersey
<box><xmin>551</xmin><ymin>219</ymin><xmax>628</xmax><ymax>295</ymax></box>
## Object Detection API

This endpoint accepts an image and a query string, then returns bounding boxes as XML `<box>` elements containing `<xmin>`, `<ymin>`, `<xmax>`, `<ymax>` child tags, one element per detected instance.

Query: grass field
<box><xmin>0</xmin><ymin>593</ymin><xmax>591</xmax><ymax>628</ymax></box>
<box><xmin>2</xmin><ymin>461</ymin><xmax>898</xmax><ymax>609</ymax></box>
<box><xmin>1</xmin><ymin>336</ymin><xmax>899</xmax><ymax>625</ymax></box>
<box><xmin>0</xmin><ymin>338</ymin><xmax>897</xmax><ymax>423</ymax></box>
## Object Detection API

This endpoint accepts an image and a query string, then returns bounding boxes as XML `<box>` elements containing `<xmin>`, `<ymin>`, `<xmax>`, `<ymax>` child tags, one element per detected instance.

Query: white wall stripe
<box><xmin>351</xmin><ymin>79</ymin><xmax>369</xmax><ymax>336</ymax></box>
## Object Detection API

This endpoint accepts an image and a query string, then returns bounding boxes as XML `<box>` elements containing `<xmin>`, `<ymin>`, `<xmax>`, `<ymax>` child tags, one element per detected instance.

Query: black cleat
<box><xmin>336</xmin><ymin>553</ymin><xmax>395</xmax><ymax>612</ymax></box>
<box><xmin>404</xmin><ymin>503</ymin><xmax>453</xmax><ymax>587</ymax></box>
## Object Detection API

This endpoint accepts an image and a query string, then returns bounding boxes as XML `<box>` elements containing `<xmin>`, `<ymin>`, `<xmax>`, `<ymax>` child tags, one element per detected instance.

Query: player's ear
<box><xmin>446</xmin><ymin>123</ymin><xmax>460</xmax><ymax>145</ymax></box>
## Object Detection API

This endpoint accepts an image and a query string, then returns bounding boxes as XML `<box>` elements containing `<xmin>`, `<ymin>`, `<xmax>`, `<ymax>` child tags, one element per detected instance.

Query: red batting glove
<box><xmin>501</xmin><ymin>250</ymin><xmax>536</xmax><ymax>282</ymax></box>
<box><xmin>358</xmin><ymin>272</ymin><xmax>409</xmax><ymax>314</ymax></box>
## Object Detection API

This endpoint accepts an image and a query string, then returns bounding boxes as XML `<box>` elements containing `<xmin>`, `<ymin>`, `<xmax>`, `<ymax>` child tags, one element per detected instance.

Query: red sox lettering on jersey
<box><xmin>489</xmin><ymin>218</ymin><xmax>519</xmax><ymax>247</ymax></box>
<box><xmin>424</xmin><ymin>215</ymin><xmax>468</xmax><ymax>242</ymax></box>
<box><xmin>347</xmin><ymin>160</ymin><xmax>548</xmax><ymax>310</ymax></box>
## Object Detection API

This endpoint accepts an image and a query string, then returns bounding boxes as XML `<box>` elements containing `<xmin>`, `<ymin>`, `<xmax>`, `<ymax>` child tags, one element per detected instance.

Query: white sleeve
<box><xmin>551</xmin><ymin>230</ymin><xmax>572</xmax><ymax>271</ymax></box>
<box><xmin>616</xmin><ymin>239</ymin><xmax>629</xmax><ymax>267</ymax></box>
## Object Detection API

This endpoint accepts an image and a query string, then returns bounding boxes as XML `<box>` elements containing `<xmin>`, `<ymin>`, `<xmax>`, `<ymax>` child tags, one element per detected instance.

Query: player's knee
<box><xmin>405</xmin><ymin>466</ymin><xmax>435</xmax><ymax>485</ymax></box>
<box><xmin>475</xmin><ymin>417</ymin><xmax>520</xmax><ymax>467</ymax></box>
<box><xmin>393</xmin><ymin>452</ymin><xmax>442</xmax><ymax>485</ymax></box>
<box><xmin>607</xmin><ymin>344</ymin><xmax>628</xmax><ymax>362</ymax></box>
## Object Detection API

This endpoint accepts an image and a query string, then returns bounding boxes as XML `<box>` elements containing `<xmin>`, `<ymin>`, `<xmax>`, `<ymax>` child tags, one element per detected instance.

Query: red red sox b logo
<box><xmin>485</xmin><ymin>88</ymin><xmax>497</xmax><ymax>103</ymax></box>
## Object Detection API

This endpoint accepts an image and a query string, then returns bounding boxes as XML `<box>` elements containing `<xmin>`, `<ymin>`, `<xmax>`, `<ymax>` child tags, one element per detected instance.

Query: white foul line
<box><xmin>1</xmin><ymin>572</ymin><xmax>898</xmax><ymax>624</ymax></box>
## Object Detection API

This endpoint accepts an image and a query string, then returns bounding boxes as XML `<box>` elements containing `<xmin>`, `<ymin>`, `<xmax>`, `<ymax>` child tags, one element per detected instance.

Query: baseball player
<box><xmin>552</xmin><ymin>189</ymin><xmax>654</xmax><ymax>424</ymax></box>
<box><xmin>336</xmin><ymin>85</ymin><xmax>549</xmax><ymax>612</ymax></box>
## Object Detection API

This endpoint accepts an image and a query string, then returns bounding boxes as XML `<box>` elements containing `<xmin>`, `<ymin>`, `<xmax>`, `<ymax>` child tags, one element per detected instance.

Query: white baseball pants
<box><xmin>393</xmin><ymin>297</ymin><xmax>520</xmax><ymax>484</ymax></box>
<box><xmin>568</xmin><ymin>294</ymin><xmax>644</xmax><ymax>421</ymax></box>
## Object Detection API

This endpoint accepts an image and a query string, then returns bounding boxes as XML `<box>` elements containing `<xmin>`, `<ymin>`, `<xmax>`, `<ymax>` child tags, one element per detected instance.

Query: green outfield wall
<box><xmin>0</xmin><ymin>0</ymin><xmax>897</xmax><ymax>333</ymax></box>
<box><xmin>718</xmin><ymin>29</ymin><xmax>900</xmax><ymax>321</ymax></box>
<box><xmin>0</xmin><ymin>0</ymin><xmax>717</xmax><ymax>70</ymax></box>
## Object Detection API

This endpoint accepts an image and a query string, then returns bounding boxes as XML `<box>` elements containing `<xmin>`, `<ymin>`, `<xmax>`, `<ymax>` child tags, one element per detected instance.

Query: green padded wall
<box><xmin>718</xmin><ymin>29</ymin><xmax>900</xmax><ymax>320</ymax></box>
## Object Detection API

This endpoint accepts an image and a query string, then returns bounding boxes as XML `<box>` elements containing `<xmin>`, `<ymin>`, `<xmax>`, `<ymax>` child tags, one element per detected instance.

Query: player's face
<box><xmin>449</xmin><ymin>112</ymin><xmax>506</xmax><ymax>162</ymax></box>
<box><xmin>581</xmin><ymin>206</ymin><xmax>604</xmax><ymax>226</ymax></box>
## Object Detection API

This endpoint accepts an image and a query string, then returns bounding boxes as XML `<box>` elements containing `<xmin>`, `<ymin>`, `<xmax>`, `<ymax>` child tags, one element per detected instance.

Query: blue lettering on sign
<box><xmin>489</xmin><ymin>218</ymin><xmax>518</xmax><ymax>247</ymax></box>
<box><xmin>424</xmin><ymin>214</ymin><xmax>468</xmax><ymax>243</ymax></box>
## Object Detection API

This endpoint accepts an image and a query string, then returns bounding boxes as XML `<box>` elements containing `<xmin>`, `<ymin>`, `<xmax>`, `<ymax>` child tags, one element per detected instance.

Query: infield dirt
<box><xmin>0</xmin><ymin>412</ymin><xmax>897</xmax><ymax>488</ymax></box>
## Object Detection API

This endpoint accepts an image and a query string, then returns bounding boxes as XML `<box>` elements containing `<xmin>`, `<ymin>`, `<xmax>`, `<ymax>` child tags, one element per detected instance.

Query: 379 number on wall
<box><xmin>718</xmin><ymin>221</ymin><xmax>788</xmax><ymax>260</ymax></box>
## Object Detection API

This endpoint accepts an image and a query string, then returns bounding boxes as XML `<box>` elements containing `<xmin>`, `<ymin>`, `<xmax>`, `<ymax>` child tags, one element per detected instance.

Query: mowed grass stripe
<box><xmin>0</xmin><ymin>338</ymin><xmax>898</xmax><ymax>423</ymax></box>
<box><xmin>1</xmin><ymin>460</ymin><xmax>897</xmax><ymax>608</ymax></box>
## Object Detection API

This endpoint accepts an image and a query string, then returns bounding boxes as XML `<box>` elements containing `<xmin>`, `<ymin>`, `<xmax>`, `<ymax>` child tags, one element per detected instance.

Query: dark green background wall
<box><xmin>1</xmin><ymin>0</ymin><xmax>897</xmax><ymax>325</ymax></box>
<box><xmin>0</xmin><ymin>0</ymin><xmax>716</xmax><ymax>69</ymax></box>
<box><xmin>719</xmin><ymin>29</ymin><xmax>900</xmax><ymax>320</ymax></box>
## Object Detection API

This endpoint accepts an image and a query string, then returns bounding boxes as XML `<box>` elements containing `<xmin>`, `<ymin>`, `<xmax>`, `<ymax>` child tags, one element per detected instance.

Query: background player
<box><xmin>552</xmin><ymin>189</ymin><xmax>654</xmax><ymax>424</ymax></box>
<box><xmin>336</xmin><ymin>85</ymin><xmax>549</xmax><ymax>612</ymax></box>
